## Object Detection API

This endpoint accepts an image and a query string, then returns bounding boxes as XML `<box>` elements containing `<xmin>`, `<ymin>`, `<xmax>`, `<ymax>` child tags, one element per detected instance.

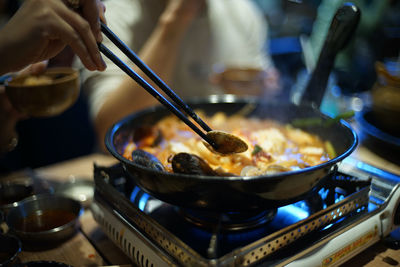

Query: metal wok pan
<box><xmin>104</xmin><ymin>4</ymin><xmax>359</xmax><ymax>212</ymax></box>
<box><xmin>106</xmin><ymin>95</ymin><xmax>357</xmax><ymax>212</ymax></box>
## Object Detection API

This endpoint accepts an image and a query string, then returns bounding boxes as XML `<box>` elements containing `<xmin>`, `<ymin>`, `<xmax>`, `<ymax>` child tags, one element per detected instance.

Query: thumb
<box><xmin>29</xmin><ymin>61</ymin><xmax>49</xmax><ymax>75</ymax></box>
<box><xmin>18</xmin><ymin>61</ymin><xmax>49</xmax><ymax>76</ymax></box>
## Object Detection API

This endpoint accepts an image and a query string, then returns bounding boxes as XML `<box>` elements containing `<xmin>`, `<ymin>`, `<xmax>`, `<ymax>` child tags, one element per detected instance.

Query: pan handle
<box><xmin>300</xmin><ymin>2</ymin><xmax>361</xmax><ymax>109</ymax></box>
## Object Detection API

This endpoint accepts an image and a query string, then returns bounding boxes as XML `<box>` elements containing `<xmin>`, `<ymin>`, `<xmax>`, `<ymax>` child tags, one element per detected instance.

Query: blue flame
<box><xmin>130</xmin><ymin>186</ymin><xmax>140</xmax><ymax>203</ymax></box>
<box><xmin>138</xmin><ymin>193</ymin><xmax>150</xmax><ymax>211</ymax></box>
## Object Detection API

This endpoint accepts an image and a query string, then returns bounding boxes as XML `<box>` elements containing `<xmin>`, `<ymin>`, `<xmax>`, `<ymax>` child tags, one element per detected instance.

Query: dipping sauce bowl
<box><xmin>6</xmin><ymin>194</ymin><xmax>82</xmax><ymax>244</ymax></box>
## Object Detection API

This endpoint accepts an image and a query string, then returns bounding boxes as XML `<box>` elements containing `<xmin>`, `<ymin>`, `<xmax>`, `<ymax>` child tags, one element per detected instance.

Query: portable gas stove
<box><xmin>91</xmin><ymin>157</ymin><xmax>400</xmax><ymax>266</ymax></box>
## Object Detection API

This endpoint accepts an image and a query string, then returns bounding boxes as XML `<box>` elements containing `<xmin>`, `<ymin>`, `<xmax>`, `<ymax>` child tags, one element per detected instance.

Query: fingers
<box><xmin>56</xmin><ymin>5</ymin><xmax>106</xmax><ymax>71</ymax></box>
<box><xmin>17</xmin><ymin>61</ymin><xmax>48</xmax><ymax>76</ymax></box>
<box><xmin>100</xmin><ymin>3</ymin><xmax>107</xmax><ymax>24</ymax></box>
<box><xmin>47</xmin><ymin>13</ymin><xmax>97</xmax><ymax>71</ymax></box>
<box><xmin>79</xmin><ymin>0</ymin><xmax>104</xmax><ymax>42</ymax></box>
<box><xmin>29</xmin><ymin>61</ymin><xmax>49</xmax><ymax>75</ymax></box>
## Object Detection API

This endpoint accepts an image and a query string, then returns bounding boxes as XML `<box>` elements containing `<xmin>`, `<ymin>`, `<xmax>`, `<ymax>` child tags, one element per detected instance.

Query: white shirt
<box><xmin>76</xmin><ymin>0</ymin><xmax>272</xmax><ymax>120</ymax></box>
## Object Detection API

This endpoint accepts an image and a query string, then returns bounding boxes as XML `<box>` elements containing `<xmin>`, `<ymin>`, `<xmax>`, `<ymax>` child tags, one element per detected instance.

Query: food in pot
<box><xmin>204</xmin><ymin>130</ymin><xmax>248</xmax><ymax>155</ymax></box>
<box><xmin>122</xmin><ymin>112</ymin><xmax>333</xmax><ymax>176</ymax></box>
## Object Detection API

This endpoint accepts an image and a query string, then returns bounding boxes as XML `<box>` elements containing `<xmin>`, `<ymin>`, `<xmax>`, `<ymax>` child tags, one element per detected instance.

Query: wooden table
<box><xmin>1</xmin><ymin>143</ymin><xmax>400</xmax><ymax>267</ymax></box>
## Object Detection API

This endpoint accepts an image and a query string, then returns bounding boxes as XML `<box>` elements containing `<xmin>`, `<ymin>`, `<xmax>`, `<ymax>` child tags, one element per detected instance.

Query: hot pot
<box><xmin>105</xmin><ymin>96</ymin><xmax>357</xmax><ymax>212</ymax></box>
<box><xmin>104</xmin><ymin>3</ymin><xmax>360</xmax><ymax>212</ymax></box>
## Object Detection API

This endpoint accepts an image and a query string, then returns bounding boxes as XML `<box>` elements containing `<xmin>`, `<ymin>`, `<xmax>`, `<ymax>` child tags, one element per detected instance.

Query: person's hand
<box><xmin>0</xmin><ymin>0</ymin><xmax>106</xmax><ymax>75</ymax></box>
<box><xmin>160</xmin><ymin>0</ymin><xmax>206</xmax><ymax>27</ymax></box>
<box><xmin>19</xmin><ymin>61</ymin><xmax>49</xmax><ymax>76</ymax></box>
<box><xmin>67</xmin><ymin>0</ymin><xmax>107</xmax><ymax>43</ymax></box>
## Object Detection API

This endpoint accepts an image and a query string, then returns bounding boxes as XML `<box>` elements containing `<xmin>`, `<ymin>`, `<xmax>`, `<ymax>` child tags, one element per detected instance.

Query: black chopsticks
<box><xmin>98</xmin><ymin>22</ymin><xmax>216</xmax><ymax>148</ymax></box>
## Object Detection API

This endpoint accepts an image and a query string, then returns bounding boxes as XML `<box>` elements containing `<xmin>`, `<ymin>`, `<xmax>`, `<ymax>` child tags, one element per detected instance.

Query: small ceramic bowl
<box><xmin>211</xmin><ymin>67</ymin><xmax>267</xmax><ymax>96</ymax></box>
<box><xmin>0</xmin><ymin>234</ymin><xmax>21</xmax><ymax>267</ymax></box>
<box><xmin>5</xmin><ymin>67</ymin><xmax>80</xmax><ymax>117</ymax></box>
<box><xmin>371</xmin><ymin>61</ymin><xmax>400</xmax><ymax>135</ymax></box>
<box><xmin>6</xmin><ymin>194</ymin><xmax>82</xmax><ymax>244</ymax></box>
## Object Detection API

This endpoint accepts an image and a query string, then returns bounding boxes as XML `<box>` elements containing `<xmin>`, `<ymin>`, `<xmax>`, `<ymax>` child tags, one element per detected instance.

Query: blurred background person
<box><xmin>76</xmin><ymin>0</ymin><xmax>281</xmax><ymax>150</ymax></box>
<box><xmin>3</xmin><ymin>0</ymin><xmax>397</xmax><ymax>172</ymax></box>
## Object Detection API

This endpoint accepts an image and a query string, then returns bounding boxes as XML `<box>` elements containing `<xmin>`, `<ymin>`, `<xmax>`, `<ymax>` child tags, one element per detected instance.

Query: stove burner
<box><xmin>179</xmin><ymin>208</ymin><xmax>277</xmax><ymax>231</ymax></box>
<box><xmin>92</xmin><ymin>160</ymin><xmax>400</xmax><ymax>267</ymax></box>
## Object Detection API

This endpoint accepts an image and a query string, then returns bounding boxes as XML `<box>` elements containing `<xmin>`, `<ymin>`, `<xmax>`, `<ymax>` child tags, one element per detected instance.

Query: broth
<box><xmin>123</xmin><ymin>112</ymin><xmax>333</xmax><ymax>176</ymax></box>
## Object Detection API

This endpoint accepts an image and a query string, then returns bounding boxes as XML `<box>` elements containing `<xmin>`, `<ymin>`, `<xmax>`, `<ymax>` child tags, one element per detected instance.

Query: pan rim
<box><xmin>105</xmin><ymin>95</ymin><xmax>358</xmax><ymax>182</ymax></box>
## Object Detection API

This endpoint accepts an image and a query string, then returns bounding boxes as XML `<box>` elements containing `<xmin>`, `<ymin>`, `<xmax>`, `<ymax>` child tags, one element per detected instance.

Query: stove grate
<box><xmin>235</xmin><ymin>187</ymin><xmax>369</xmax><ymax>266</ymax></box>
<box><xmin>92</xmin><ymin>163</ymin><xmax>372</xmax><ymax>266</ymax></box>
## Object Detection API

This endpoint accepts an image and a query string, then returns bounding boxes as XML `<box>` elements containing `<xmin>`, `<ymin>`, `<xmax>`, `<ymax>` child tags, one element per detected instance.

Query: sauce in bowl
<box><xmin>14</xmin><ymin>209</ymin><xmax>77</xmax><ymax>232</ymax></box>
